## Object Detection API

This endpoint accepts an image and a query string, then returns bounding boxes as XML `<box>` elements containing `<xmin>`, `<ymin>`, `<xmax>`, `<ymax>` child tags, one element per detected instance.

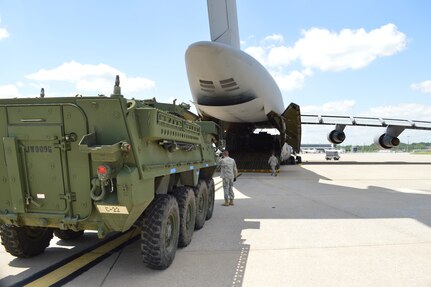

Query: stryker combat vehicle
<box><xmin>0</xmin><ymin>76</ymin><xmax>222</xmax><ymax>269</ymax></box>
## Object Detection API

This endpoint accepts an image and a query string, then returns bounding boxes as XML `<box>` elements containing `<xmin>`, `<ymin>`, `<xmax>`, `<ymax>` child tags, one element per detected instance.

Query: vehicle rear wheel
<box><xmin>194</xmin><ymin>179</ymin><xmax>208</xmax><ymax>230</ymax></box>
<box><xmin>206</xmin><ymin>178</ymin><xmax>215</xmax><ymax>220</ymax></box>
<box><xmin>54</xmin><ymin>229</ymin><xmax>84</xmax><ymax>240</ymax></box>
<box><xmin>296</xmin><ymin>156</ymin><xmax>302</xmax><ymax>164</ymax></box>
<box><xmin>173</xmin><ymin>186</ymin><xmax>196</xmax><ymax>247</ymax></box>
<box><xmin>141</xmin><ymin>194</ymin><xmax>180</xmax><ymax>270</ymax></box>
<box><xmin>288</xmin><ymin>156</ymin><xmax>296</xmax><ymax>165</ymax></box>
<box><xmin>0</xmin><ymin>224</ymin><xmax>53</xmax><ymax>258</ymax></box>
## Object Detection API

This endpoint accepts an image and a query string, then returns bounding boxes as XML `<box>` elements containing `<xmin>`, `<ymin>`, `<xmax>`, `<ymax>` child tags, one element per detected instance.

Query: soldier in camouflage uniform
<box><xmin>218</xmin><ymin>150</ymin><xmax>238</xmax><ymax>206</ymax></box>
<box><xmin>268</xmin><ymin>153</ymin><xmax>279</xmax><ymax>176</ymax></box>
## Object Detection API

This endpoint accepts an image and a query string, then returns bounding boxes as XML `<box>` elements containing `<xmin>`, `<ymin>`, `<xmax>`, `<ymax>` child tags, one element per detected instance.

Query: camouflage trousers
<box><xmin>222</xmin><ymin>178</ymin><xmax>235</xmax><ymax>201</ymax></box>
<box><xmin>270</xmin><ymin>165</ymin><xmax>276</xmax><ymax>176</ymax></box>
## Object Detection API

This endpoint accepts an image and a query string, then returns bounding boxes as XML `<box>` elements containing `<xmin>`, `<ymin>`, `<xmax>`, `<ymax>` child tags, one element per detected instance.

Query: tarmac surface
<box><xmin>1</xmin><ymin>152</ymin><xmax>431</xmax><ymax>287</ymax></box>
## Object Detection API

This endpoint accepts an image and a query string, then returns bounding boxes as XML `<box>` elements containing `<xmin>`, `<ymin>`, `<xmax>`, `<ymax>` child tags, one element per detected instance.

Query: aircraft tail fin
<box><xmin>207</xmin><ymin>0</ymin><xmax>240</xmax><ymax>49</ymax></box>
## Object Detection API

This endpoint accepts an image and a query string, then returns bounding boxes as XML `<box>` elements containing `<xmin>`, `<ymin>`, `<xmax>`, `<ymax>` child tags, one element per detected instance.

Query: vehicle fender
<box><xmin>116</xmin><ymin>166</ymin><xmax>154</xmax><ymax>231</ymax></box>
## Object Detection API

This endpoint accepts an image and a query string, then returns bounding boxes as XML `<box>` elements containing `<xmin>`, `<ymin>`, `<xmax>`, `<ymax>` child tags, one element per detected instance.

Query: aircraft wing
<box><xmin>301</xmin><ymin>114</ymin><xmax>431</xmax><ymax>148</ymax></box>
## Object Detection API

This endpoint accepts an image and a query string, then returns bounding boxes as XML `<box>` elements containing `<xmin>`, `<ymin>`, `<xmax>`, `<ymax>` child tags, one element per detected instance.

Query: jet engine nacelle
<box><xmin>327</xmin><ymin>130</ymin><xmax>346</xmax><ymax>144</ymax></box>
<box><xmin>374</xmin><ymin>133</ymin><xmax>400</xmax><ymax>149</ymax></box>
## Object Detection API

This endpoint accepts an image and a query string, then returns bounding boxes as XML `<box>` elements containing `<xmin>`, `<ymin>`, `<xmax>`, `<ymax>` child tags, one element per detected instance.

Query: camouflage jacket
<box><xmin>219</xmin><ymin>156</ymin><xmax>238</xmax><ymax>180</ymax></box>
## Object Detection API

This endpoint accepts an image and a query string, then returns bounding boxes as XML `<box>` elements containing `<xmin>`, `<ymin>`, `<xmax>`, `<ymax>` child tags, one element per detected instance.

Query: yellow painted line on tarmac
<box><xmin>24</xmin><ymin>228</ymin><xmax>141</xmax><ymax>287</ymax></box>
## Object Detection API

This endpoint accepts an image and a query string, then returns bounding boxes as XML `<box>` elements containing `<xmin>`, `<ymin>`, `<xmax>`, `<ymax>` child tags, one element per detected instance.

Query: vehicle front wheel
<box><xmin>296</xmin><ymin>156</ymin><xmax>302</xmax><ymax>164</ymax></box>
<box><xmin>141</xmin><ymin>195</ymin><xmax>180</xmax><ymax>270</ymax></box>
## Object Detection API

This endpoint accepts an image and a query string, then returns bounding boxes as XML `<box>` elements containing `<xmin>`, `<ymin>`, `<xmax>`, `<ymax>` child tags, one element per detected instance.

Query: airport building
<box><xmin>300</xmin><ymin>144</ymin><xmax>334</xmax><ymax>153</ymax></box>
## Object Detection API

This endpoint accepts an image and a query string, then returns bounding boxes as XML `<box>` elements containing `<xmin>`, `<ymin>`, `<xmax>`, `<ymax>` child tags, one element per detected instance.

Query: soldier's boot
<box><xmin>222</xmin><ymin>200</ymin><xmax>229</xmax><ymax>206</ymax></box>
<box><xmin>229</xmin><ymin>199</ymin><xmax>234</xmax><ymax>206</ymax></box>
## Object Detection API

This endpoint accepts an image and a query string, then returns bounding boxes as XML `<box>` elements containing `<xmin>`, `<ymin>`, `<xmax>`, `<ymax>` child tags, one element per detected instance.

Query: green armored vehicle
<box><xmin>0</xmin><ymin>76</ymin><xmax>221</xmax><ymax>269</ymax></box>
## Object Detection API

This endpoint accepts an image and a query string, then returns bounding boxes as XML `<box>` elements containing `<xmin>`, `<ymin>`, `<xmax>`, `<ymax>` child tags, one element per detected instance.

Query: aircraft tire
<box><xmin>0</xmin><ymin>224</ymin><xmax>53</xmax><ymax>258</ymax></box>
<box><xmin>141</xmin><ymin>194</ymin><xmax>180</xmax><ymax>270</ymax></box>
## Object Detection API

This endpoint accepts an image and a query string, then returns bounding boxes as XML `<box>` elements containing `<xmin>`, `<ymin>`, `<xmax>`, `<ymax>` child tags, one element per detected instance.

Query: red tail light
<box><xmin>98</xmin><ymin>165</ymin><xmax>109</xmax><ymax>175</ymax></box>
<box><xmin>97</xmin><ymin>164</ymin><xmax>112</xmax><ymax>181</ymax></box>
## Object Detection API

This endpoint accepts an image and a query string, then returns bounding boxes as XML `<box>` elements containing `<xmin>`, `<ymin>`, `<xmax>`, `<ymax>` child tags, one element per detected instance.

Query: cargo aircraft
<box><xmin>185</xmin><ymin>0</ymin><xmax>431</xmax><ymax>169</ymax></box>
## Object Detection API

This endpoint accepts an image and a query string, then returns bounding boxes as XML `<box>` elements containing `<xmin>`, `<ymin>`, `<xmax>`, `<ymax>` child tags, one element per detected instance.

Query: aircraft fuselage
<box><xmin>185</xmin><ymin>41</ymin><xmax>284</xmax><ymax>123</ymax></box>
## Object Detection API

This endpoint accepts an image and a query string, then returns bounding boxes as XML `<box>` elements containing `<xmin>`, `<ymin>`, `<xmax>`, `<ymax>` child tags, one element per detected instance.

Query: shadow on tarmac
<box><xmin>0</xmin><ymin>232</ymin><xmax>113</xmax><ymax>287</ymax></box>
<box><xmin>303</xmin><ymin>161</ymin><xmax>431</xmax><ymax>165</ymax></box>
<box><xmin>204</xmin><ymin>163</ymin><xmax>431</xmax><ymax>286</ymax></box>
<box><xmin>1</xmin><ymin>163</ymin><xmax>430</xmax><ymax>287</ymax></box>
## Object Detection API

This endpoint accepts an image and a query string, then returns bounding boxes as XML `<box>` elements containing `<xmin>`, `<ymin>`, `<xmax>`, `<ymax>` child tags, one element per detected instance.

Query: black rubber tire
<box><xmin>54</xmin><ymin>229</ymin><xmax>84</xmax><ymax>240</ymax></box>
<box><xmin>0</xmin><ymin>224</ymin><xmax>53</xmax><ymax>258</ymax></box>
<box><xmin>288</xmin><ymin>156</ymin><xmax>296</xmax><ymax>165</ymax></box>
<box><xmin>141</xmin><ymin>194</ymin><xmax>180</xmax><ymax>270</ymax></box>
<box><xmin>194</xmin><ymin>180</ymin><xmax>208</xmax><ymax>230</ymax></box>
<box><xmin>173</xmin><ymin>186</ymin><xmax>196</xmax><ymax>247</ymax></box>
<box><xmin>206</xmin><ymin>178</ymin><xmax>215</xmax><ymax>220</ymax></box>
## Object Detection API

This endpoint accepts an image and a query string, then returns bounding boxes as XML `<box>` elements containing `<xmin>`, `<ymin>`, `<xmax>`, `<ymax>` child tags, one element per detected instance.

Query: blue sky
<box><xmin>1</xmin><ymin>0</ymin><xmax>431</xmax><ymax>145</ymax></box>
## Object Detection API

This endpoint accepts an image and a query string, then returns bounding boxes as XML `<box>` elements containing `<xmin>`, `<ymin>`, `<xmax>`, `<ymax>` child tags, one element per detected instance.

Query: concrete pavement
<box><xmin>1</xmin><ymin>153</ymin><xmax>431</xmax><ymax>287</ymax></box>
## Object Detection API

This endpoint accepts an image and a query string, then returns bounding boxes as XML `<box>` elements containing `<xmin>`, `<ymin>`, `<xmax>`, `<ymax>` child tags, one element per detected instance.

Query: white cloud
<box><xmin>244</xmin><ymin>46</ymin><xmax>267</xmax><ymax>66</ymax></box>
<box><xmin>244</xmin><ymin>23</ymin><xmax>406</xmax><ymax>92</ymax></box>
<box><xmin>26</xmin><ymin>61</ymin><xmax>155</xmax><ymax>96</ymax></box>
<box><xmin>267</xmin><ymin>46</ymin><xmax>297</xmax><ymax>67</ymax></box>
<box><xmin>302</xmin><ymin>100</ymin><xmax>356</xmax><ymax>114</ymax></box>
<box><xmin>74</xmin><ymin>78</ymin><xmax>113</xmax><ymax>93</ymax></box>
<box><xmin>264</xmin><ymin>34</ymin><xmax>284</xmax><ymax>44</ymax></box>
<box><xmin>0</xmin><ymin>27</ymin><xmax>9</xmax><ymax>40</ymax></box>
<box><xmin>0</xmin><ymin>84</ymin><xmax>22</xmax><ymax>98</ymax></box>
<box><xmin>29</xmin><ymin>82</ymin><xmax>50</xmax><ymax>91</ymax></box>
<box><xmin>294</xmin><ymin>24</ymin><xmax>406</xmax><ymax>71</ymax></box>
<box><xmin>26</xmin><ymin>61</ymin><xmax>118</xmax><ymax>82</ymax></box>
<box><xmin>273</xmin><ymin>70</ymin><xmax>308</xmax><ymax>91</ymax></box>
<box><xmin>410</xmin><ymin>80</ymin><xmax>431</xmax><ymax>94</ymax></box>
<box><xmin>365</xmin><ymin>103</ymin><xmax>431</xmax><ymax>120</ymax></box>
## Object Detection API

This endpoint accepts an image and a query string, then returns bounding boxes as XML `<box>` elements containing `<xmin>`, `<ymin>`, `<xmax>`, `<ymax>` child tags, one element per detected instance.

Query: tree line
<box><xmin>342</xmin><ymin>142</ymin><xmax>431</xmax><ymax>153</ymax></box>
